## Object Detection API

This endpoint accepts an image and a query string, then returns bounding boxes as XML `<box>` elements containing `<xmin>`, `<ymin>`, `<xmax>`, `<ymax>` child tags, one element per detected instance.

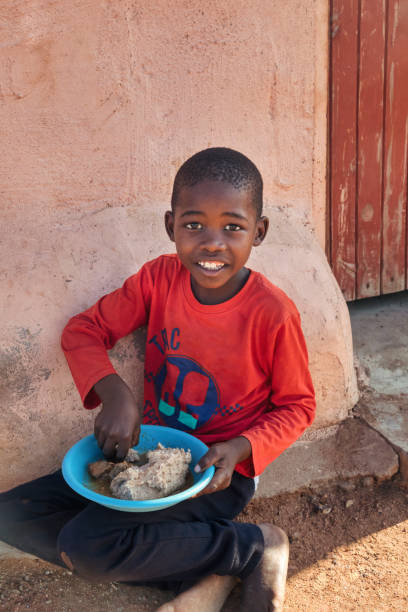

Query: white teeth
<box><xmin>198</xmin><ymin>261</ymin><xmax>225</xmax><ymax>271</ymax></box>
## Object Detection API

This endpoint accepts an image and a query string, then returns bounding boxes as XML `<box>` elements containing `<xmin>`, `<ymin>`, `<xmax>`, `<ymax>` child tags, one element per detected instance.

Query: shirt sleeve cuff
<box><xmin>234</xmin><ymin>435</ymin><xmax>256</xmax><ymax>477</ymax></box>
<box><xmin>81</xmin><ymin>367</ymin><xmax>118</xmax><ymax>409</ymax></box>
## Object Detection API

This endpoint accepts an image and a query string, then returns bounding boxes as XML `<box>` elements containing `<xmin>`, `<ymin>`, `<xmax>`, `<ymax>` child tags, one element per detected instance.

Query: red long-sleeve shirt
<box><xmin>61</xmin><ymin>254</ymin><xmax>315</xmax><ymax>477</ymax></box>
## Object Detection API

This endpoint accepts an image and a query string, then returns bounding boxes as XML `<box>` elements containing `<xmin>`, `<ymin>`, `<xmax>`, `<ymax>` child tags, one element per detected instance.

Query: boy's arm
<box><xmin>61</xmin><ymin>268</ymin><xmax>152</xmax><ymax>409</ymax></box>
<box><xmin>237</xmin><ymin>312</ymin><xmax>316</xmax><ymax>477</ymax></box>
<box><xmin>61</xmin><ymin>266</ymin><xmax>153</xmax><ymax>458</ymax></box>
<box><xmin>196</xmin><ymin>313</ymin><xmax>315</xmax><ymax>492</ymax></box>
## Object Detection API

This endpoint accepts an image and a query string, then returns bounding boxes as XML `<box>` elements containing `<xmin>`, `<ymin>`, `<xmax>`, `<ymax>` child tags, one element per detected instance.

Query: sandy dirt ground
<box><xmin>1</xmin><ymin>476</ymin><xmax>407</xmax><ymax>612</ymax></box>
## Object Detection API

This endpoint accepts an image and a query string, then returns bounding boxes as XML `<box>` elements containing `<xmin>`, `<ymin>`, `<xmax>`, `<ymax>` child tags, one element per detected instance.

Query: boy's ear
<box><xmin>164</xmin><ymin>210</ymin><xmax>175</xmax><ymax>242</ymax></box>
<box><xmin>253</xmin><ymin>215</ymin><xmax>269</xmax><ymax>246</ymax></box>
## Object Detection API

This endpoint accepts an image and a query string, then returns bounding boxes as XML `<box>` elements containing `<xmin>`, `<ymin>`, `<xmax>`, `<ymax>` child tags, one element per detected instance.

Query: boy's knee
<box><xmin>57</xmin><ymin>522</ymin><xmax>111</xmax><ymax>582</ymax></box>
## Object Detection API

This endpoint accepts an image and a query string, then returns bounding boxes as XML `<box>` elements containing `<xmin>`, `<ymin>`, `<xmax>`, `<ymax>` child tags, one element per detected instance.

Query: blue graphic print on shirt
<box><xmin>153</xmin><ymin>355</ymin><xmax>220</xmax><ymax>431</ymax></box>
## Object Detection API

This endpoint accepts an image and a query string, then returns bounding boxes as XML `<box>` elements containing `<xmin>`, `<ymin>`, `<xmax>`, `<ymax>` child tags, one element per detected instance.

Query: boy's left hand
<box><xmin>193</xmin><ymin>436</ymin><xmax>252</xmax><ymax>497</ymax></box>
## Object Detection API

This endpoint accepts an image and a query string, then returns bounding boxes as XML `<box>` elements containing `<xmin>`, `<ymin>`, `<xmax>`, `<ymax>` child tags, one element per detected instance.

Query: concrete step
<box><xmin>0</xmin><ymin>541</ymin><xmax>36</xmax><ymax>560</ymax></box>
<box><xmin>354</xmin><ymin>391</ymin><xmax>408</xmax><ymax>483</ymax></box>
<box><xmin>256</xmin><ymin>417</ymin><xmax>399</xmax><ymax>498</ymax></box>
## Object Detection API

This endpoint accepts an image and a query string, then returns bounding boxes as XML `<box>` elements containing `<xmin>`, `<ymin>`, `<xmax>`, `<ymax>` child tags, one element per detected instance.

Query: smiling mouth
<box><xmin>197</xmin><ymin>261</ymin><xmax>226</xmax><ymax>271</ymax></box>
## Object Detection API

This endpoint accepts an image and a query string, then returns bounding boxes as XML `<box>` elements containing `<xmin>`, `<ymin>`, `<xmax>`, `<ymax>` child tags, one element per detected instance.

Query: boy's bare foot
<box><xmin>241</xmin><ymin>523</ymin><xmax>289</xmax><ymax>612</ymax></box>
<box><xmin>156</xmin><ymin>574</ymin><xmax>238</xmax><ymax>612</ymax></box>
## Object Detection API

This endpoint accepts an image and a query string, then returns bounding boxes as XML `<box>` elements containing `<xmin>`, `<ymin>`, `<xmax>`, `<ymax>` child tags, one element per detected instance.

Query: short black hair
<box><xmin>171</xmin><ymin>147</ymin><xmax>263</xmax><ymax>218</ymax></box>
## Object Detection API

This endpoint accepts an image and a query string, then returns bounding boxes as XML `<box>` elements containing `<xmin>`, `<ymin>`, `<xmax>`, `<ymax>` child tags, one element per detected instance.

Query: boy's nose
<box><xmin>199</xmin><ymin>230</ymin><xmax>226</xmax><ymax>252</ymax></box>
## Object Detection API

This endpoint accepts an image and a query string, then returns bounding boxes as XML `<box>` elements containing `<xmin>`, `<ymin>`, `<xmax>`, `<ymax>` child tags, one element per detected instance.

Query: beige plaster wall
<box><xmin>0</xmin><ymin>0</ymin><xmax>358</xmax><ymax>490</ymax></box>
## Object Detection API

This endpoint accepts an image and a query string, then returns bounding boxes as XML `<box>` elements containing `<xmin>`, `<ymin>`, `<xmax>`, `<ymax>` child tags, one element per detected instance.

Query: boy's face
<box><xmin>165</xmin><ymin>180</ymin><xmax>269</xmax><ymax>304</ymax></box>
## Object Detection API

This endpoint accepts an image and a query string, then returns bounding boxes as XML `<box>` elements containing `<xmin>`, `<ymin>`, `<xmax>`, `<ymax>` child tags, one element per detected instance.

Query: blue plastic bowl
<box><xmin>62</xmin><ymin>425</ymin><xmax>215</xmax><ymax>512</ymax></box>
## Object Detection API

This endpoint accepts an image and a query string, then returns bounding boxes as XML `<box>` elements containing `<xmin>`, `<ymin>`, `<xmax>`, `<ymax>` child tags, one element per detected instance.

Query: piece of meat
<box><xmin>109</xmin><ymin>445</ymin><xmax>192</xmax><ymax>501</ymax></box>
<box><xmin>88</xmin><ymin>460</ymin><xmax>115</xmax><ymax>479</ymax></box>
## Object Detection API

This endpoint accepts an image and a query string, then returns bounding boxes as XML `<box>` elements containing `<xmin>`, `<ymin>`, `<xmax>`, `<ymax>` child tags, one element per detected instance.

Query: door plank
<box><xmin>382</xmin><ymin>0</ymin><xmax>408</xmax><ymax>293</ymax></box>
<box><xmin>356</xmin><ymin>0</ymin><xmax>386</xmax><ymax>298</ymax></box>
<box><xmin>330</xmin><ymin>0</ymin><xmax>359</xmax><ymax>300</ymax></box>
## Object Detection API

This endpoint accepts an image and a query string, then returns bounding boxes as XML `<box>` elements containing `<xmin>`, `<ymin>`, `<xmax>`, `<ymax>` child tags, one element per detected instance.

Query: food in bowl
<box><xmin>88</xmin><ymin>443</ymin><xmax>192</xmax><ymax>501</ymax></box>
<box><xmin>62</xmin><ymin>426</ymin><xmax>215</xmax><ymax>512</ymax></box>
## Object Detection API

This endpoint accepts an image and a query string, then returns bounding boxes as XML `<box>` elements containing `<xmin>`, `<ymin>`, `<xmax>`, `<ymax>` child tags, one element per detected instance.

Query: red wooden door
<box><xmin>329</xmin><ymin>0</ymin><xmax>408</xmax><ymax>300</ymax></box>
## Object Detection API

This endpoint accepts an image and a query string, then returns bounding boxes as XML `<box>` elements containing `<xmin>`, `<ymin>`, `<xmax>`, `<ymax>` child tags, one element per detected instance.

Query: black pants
<box><xmin>0</xmin><ymin>470</ymin><xmax>264</xmax><ymax>589</ymax></box>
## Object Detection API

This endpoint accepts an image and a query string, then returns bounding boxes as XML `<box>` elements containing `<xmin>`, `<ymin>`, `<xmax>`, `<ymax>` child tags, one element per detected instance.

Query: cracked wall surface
<box><xmin>0</xmin><ymin>0</ymin><xmax>358</xmax><ymax>489</ymax></box>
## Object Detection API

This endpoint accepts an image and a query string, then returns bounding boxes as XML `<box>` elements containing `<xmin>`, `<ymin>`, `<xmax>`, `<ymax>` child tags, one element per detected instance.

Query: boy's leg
<box><xmin>2</xmin><ymin>471</ymin><xmax>288</xmax><ymax>610</ymax></box>
<box><xmin>0</xmin><ymin>470</ymin><xmax>87</xmax><ymax>566</ymax></box>
<box><xmin>57</xmin><ymin>472</ymin><xmax>264</xmax><ymax>584</ymax></box>
<box><xmin>156</xmin><ymin>574</ymin><xmax>239</xmax><ymax>612</ymax></box>
<box><xmin>240</xmin><ymin>523</ymin><xmax>289</xmax><ymax>612</ymax></box>
<box><xmin>156</xmin><ymin>525</ymin><xmax>289</xmax><ymax>612</ymax></box>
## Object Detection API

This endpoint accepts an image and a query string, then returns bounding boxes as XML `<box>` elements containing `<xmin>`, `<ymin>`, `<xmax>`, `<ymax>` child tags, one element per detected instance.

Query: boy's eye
<box><xmin>185</xmin><ymin>222</ymin><xmax>203</xmax><ymax>230</ymax></box>
<box><xmin>224</xmin><ymin>224</ymin><xmax>242</xmax><ymax>232</ymax></box>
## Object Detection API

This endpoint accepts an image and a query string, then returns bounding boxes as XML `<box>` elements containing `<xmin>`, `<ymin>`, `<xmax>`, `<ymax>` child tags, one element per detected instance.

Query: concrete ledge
<box><xmin>0</xmin><ymin>541</ymin><xmax>36</xmax><ymax>560</ymax></box>
<box><xmin>256</xmin><ymin>418</ymin><xmax>399</xmax><ymax>497</ymax></box>
<box><xmin>355</xmin><ymin>394</ymin><xmax>408</xmax><ymax>484</ymax></box>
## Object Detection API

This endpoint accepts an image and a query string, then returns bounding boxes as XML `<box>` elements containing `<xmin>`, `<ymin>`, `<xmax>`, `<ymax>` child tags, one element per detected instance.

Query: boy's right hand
<box><xmin>93</xmin><ymin>374</ymin><xmax>142</xmax><ymax>461</ymax></box>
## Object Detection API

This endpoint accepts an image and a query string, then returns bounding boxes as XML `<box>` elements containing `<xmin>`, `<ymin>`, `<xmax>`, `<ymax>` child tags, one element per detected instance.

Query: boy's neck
<box><xmin>190</xmin><ymin>267</ymin><xmax>251</xmax><ymax>305</ymax></box>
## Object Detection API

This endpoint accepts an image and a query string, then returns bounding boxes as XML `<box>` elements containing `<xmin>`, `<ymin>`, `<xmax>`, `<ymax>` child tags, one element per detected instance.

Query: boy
<box><xmin>0</xmin><ymin>148</ymin><xmax>315</xmax><ymax>611</ymax></box>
